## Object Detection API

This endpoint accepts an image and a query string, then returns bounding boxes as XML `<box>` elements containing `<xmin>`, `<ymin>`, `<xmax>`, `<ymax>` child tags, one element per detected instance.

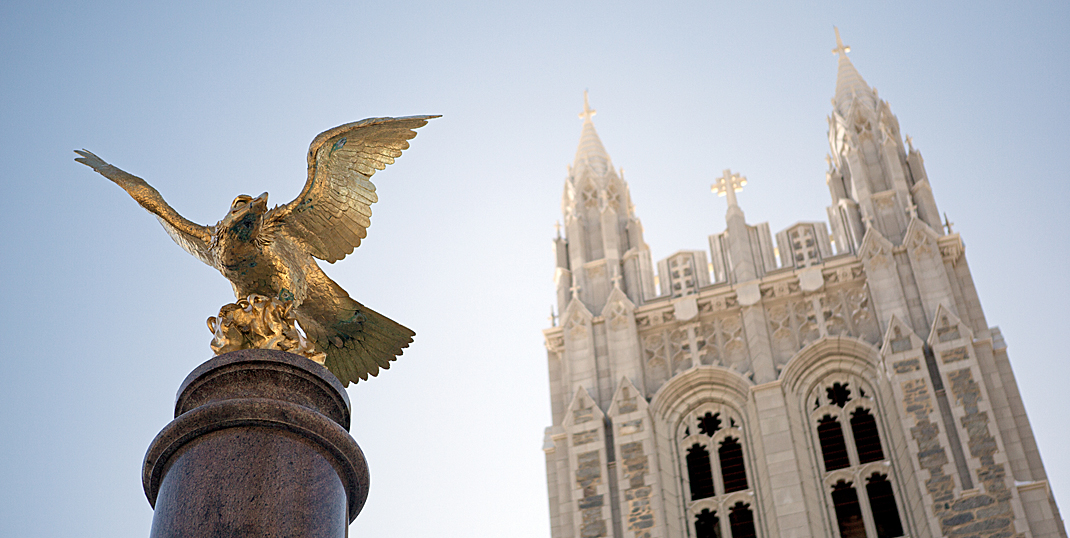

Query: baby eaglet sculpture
<box><xmin>76</xmin><ymin>115</ymin><xmax>438</xmax><ymax>386</ymax></box>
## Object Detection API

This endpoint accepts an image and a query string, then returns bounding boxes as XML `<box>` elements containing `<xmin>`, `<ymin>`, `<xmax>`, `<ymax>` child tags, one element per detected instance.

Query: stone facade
<box><xmin>542</xmin><ymin>33</ymin><xmax>1065</xmax><ymax>538</ymax></box>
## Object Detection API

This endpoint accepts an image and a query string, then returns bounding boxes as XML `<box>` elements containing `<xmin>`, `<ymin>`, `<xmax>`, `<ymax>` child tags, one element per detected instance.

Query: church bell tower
<box><xmin>542</xmin><ymin>31</ymin><xmax>1065</xmax><ymax>538</ymax></box>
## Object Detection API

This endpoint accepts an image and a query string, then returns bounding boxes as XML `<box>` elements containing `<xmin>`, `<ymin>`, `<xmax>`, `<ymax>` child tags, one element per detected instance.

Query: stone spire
<box><xmin>556</xmin><ymin>92</ymin><xmax>657</xmax><ymax>313</ymax></box>
<box><xmin>824</xmin><ymin>28</ymin><xmax>942</xmax><ymax>251</ymax></box>
<box><xmin>573</xmin><ymin>90</ymin><xmax>612</xmax><ymax>175</ymax></box>
<box><xmin>831</xmin><ymin>26</ymin><xmax>876</xmax><ymax>117</ymax></box>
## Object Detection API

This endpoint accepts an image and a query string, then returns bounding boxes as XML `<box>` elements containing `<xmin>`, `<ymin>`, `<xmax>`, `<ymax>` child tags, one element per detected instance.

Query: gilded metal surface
<box><xmin>76</xmin><ymin>115</ymin><xmax>439</xmax><ymax>386</ymax></box>
<box><xmin>208</xmin><ymin>294</ymin><xmax>326</xmax><ymax>364</ymax></box>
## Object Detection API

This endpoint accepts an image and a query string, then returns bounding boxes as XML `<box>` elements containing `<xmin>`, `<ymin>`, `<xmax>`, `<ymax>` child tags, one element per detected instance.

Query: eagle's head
<box><xmin>219</xmin><ymin>192</ymin><xmax>269</xmax><ymax>243</ymax></box>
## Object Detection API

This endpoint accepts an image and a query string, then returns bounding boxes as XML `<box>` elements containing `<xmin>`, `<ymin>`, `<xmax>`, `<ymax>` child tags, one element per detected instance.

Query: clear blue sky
<box><xmin>1</xmin><ymin>2</ymin><xmax>1067</xmax><ymax>537</ymax></box>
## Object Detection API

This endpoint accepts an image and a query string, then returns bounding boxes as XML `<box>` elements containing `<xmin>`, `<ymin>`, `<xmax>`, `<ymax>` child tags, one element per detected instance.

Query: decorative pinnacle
<box><xmin>554</xmin><ymin>221</ymin><xmax>562</xmax><ymax>239</ymax></box>
<box><xmin>712</xmin><ymin>169</ymin><xmax>747</xmax><ymax>208</ymax></box>
<box><xmin>579</xmin><ymin>90</ymin><xmax>597</xmax><ymax>122</ymax></box>
<box><xmin>832</xmin><ymin>26</ymin><xmax>851</xmax><ymax>57</ymax></box>
<box><xmin>943</xmin><ymin>213</ymin><xmax>955</xmax><ymax>234</ymax></box>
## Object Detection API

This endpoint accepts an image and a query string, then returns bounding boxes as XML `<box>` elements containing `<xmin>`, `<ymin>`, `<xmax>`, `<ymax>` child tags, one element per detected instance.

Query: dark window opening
<box><xmin>831</xmin><ymin>481</ymin><xmax>866</xmax><ymax>538</ymax></box>
<box><xmin>694</xmin><ymin>508</ymin><xmax>721</xmax><ymax>538</ymax></box>
<box><xmin>814</xmin><ymin>397</ymin><xmax>821</xmax><ymax>410</ymax></box>
<box><xmin>687</xmin><ymin>444</ymin><xmax>716</xmax><ymax>500</ymax></box>
<box><xmin>684</xmin><ymin>426</ymin><xmax>690</xmax><ymax>437</ymax></box>
<box><xmin>851</xmin><ymin>408</ymin><xmax>885</xmax><ymax>464</ymax></box>
<box><xmin>827</xmin><ymin>383</ymin><xmax>851</xmax><ymax>408</ymax></box>
<box><xmin>698</xmin><ymin>412</ymin><xmax>722</xmax><ymax>436</ymax></box>
<box><xmin>728</xmin><ymin>502</ymin><xmax>757</xmax><ymax>538</ymax></box>
<box><xmin>817</xmin><ymin>415</ymin><xmax>851</xmax><ymax>471</ymax></box>
<box><xmin>867</xmin><ymin>474</ymin><xmax>904</xmax><ymax>538</ymax></box>
<box><xmin>719</xmin><ymin>437</ymin><xmax>748</xmax><ymax>493</ymax></box>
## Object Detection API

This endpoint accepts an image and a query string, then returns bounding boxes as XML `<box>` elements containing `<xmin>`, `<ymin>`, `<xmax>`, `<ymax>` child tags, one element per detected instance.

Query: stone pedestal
<box><xmin>143</xmin><ymin>349</ymin><xmax>369</xmax><ymax>538</ymax></box>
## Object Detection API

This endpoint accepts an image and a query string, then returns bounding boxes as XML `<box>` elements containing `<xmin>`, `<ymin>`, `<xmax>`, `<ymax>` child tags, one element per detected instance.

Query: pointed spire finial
<box><xmin>830</xmin><ymin>27</ymin><xmax>874</xmax><ymax>116</ymax></box>
<box><xmin>832</xmin><ymin>26</ymin><xmax>851</xmax><ymax>58</ymax></box>
<box><xmin>943</xmin><ymin>213</ymin><xmax>955</xmax><ymax>234</ymax></box>
<box><xmin>905</xmin><ymin>134</ymin><xmax>914</xmax><ymax>151</ymax></box>
<box><xmin>554</xmin><ymin>221</ymin><xmax>562</xmax><ymax>239</ymax></box>
<box><xmin>579</xmin><ymin>90</ymin><xmax>597</xmax><ymax>122</ymax></box>
<box><xmin>712</xmin><ymin>169</ymin><xmax>747</xmax><ymax>208</ymax></box>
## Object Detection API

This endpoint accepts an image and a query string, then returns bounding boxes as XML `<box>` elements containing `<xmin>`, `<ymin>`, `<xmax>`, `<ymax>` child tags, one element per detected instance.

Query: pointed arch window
<box><xmin>679</xmin><ymin>406</ymin><xmax>760</xmax><ymax>536</ymax></box>
<box><xmin>728</xmin><ymin>502</ymin><xmax>758</xmax><ymax>538</ymax></box>
<box><xmin>866</xmin><ymin>474</ymin><xmax>904</xmax><ymax>538</ymax></box>
<box><xmin>810</xmin><ymin>377</ymin><xmax>906</xmax><ymax>538</ymax></box>
<box><xmin>850</xmin><ymin>408</ymin><xmax>884</xmax><ymax>464</ymax></box>
<box><xmin>817</xmin><ymin>415</ymin><xmax>850</xmax><ymax>471</ymax></box>
<box><xmin>831</xmin><ymin>481</ymin><xmax>866</xmax><ymax>538</ymax></box>
<box><xmin>694</xmin><ymin>508</ymin><xmax>721</xmax><ymax>538</ymax></box>
<box><xmin>687</xmin><ymin>444</ymin><xmax>715</xmax><ymax>500</ymax></box>
<box><xmin>719</xmin><ymin>437</ymin><xmax>748</xmax><ymax>493</ymax></box>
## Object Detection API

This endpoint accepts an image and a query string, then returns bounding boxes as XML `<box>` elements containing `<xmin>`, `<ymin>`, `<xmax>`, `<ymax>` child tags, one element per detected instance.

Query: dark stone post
<box><xmin>143</xmin><ymin>349</ymin><xmax>369</xmax><ymax>538</ymax></box>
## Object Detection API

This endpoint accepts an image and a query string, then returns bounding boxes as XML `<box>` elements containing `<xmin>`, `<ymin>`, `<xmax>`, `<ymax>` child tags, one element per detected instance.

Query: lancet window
<box><xmin>809</xmin><ymin>377</ymin><xmax>905</xmax><ymax>538</ymax></box>
<box><xmin>679</xmin><ymin>406</ymin><xmax>759</xmax><ymax>538</ymax></box>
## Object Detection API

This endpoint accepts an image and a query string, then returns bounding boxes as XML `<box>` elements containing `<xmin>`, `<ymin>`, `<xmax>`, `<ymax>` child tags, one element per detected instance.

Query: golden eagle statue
<box><xmin>76</xmin><ymin>115</ymin><xmax>438</xmax><ymax>386</ymax></box>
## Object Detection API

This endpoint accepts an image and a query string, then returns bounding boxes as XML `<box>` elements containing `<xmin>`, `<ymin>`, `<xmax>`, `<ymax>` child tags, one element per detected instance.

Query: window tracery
<box><xmin>808</xmin><ymin>376</ymin><xmax>905</xmax><ymax>537</ymax></box>
<box><xmin>678</xmin><ymin>405</ymin><xmax>759</xmax><ymax>537</ymax></box>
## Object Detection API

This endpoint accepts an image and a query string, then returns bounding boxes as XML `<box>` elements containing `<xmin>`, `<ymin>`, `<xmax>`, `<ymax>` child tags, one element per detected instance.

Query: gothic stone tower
<box><xmin>541</xmin><ymin>31</ymin><xmax>1065</xmax><ymax>538</ymax></box>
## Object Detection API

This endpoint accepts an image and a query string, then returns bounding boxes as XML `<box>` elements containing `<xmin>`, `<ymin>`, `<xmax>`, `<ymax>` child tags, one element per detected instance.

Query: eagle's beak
<box><xmin>251</xmin><ymin>192</ymin><xmax>269</xmax><ymax>212</ymax></box>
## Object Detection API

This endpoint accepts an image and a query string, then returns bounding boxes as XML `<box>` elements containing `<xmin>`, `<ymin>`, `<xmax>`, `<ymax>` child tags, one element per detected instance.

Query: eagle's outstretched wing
<box><xmin>268</xmin><ymin>115</ymin><xmax>439</xmax><ymax>263</ymax></box>
<box><xmin>294</xmin><ymin>266</ymin><xmax>415</xmax><ymax>387</ymax></box>
<box><xmin>74</xmin><ymin>149</ymin><xmax>215</xmax><ymax>266</ymax></box>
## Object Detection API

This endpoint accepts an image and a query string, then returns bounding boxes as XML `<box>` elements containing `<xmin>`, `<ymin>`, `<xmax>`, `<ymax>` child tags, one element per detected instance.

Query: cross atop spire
<box><xmin>832</xmin><ymin>26</ymin><xmax>851</xmax><ymax>58</ymax></box>
<box><xmin>712</xmin><ymin>169</ymin><xmax>748</xmax><ymax>208</ymax></box>
<box><xmin>571</xmin><ymin>91</ymin><xmax>612</xmax><ymax>174</ymax></box>
<box><xmin>579</xmin><ymin>90</ymin><xmax>597</xmax><ymax>122</ymax></box>
<box><xmin>830</xmin><ymin>27</ymin><xmax>874</xmax><ymax>116</ymax></box>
